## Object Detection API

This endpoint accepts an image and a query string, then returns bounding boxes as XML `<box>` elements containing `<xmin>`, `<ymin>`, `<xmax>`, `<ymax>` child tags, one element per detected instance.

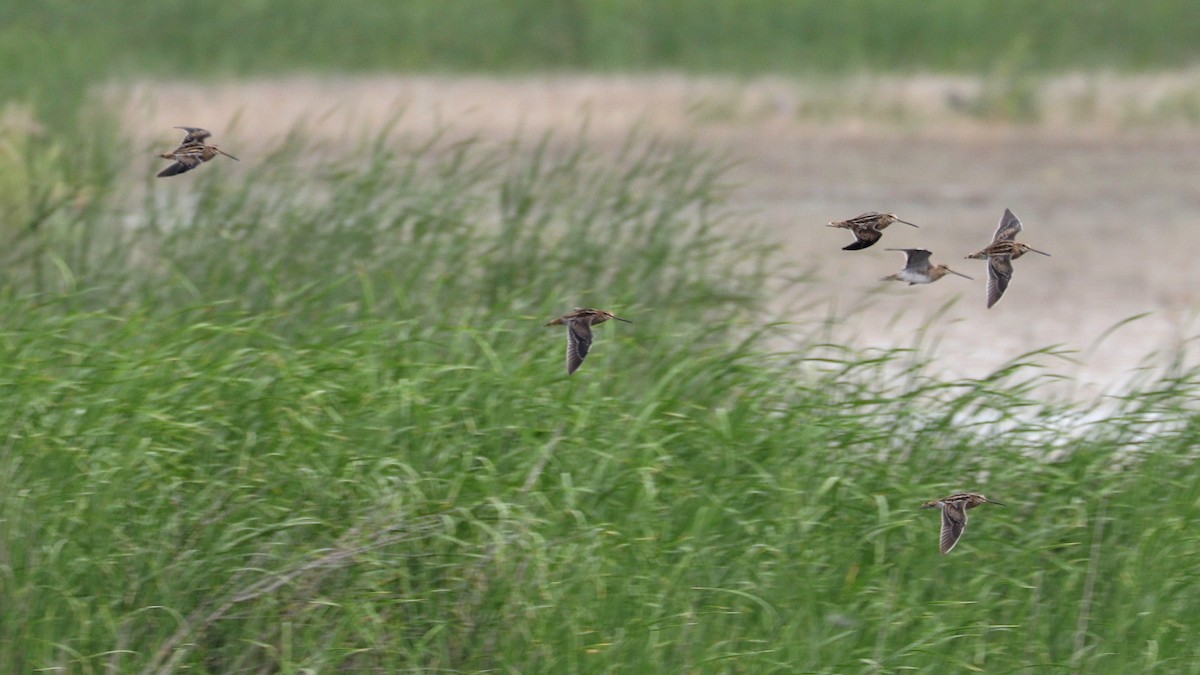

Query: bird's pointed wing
<box><xmin>156</xmin><ymin>153</ymin><xmax>203</xmax><ymax>177</ymax></box>
<box><xmin>175</xmin><ymin>126</ymin><xmax>212</xmax><ymax>146</ymax></box>
<box><xmin>993</xmin><ymin>208</ymin><xmax>1022</xmax><ymax>242</ymax></box>
<box><xmin>843</xmin><ymin>228</ymin><xmax>882</xmax><ymax>251</ymax></box>
<box><xmin>986</xmin><ymin>256</ymin><xmax>1014</xmax><ymax>308</ymax></box>
<box><xmin>903</xmin><ymin>248</ymin><xmax>933</xmax><ymax>271</ymax></box>
<box><xmin>940</xmin><ymin>504</ymin><xmax>968</xmax><ymax>554</ymax></box>
<box><xmin>565</xmin><ymin>320</ymin><xmax>594</xmax><ymax>375</ymax></box>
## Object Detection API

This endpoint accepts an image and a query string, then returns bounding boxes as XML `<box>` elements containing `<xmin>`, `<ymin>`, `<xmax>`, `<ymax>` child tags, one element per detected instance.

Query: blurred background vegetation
<box><xmin>4</xmin><ymin>0</ymin><xmax>1200</xmax><ymax>126</ymax></box>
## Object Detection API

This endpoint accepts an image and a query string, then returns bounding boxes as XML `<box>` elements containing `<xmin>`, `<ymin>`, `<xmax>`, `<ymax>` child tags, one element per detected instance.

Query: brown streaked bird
<box><xmin>920</xmin><ymin>493</ymin><xmax>1004</xmax><ymax>555</ymax></box>
<box><xmin>545</xmin><ymin>308</ymin><xmax>631</xmax><ymax>375</ymax></box>
<box><xmin>157</xmin><ymin>127</ymin><xmax>239</xmax><ymax>177</ymax></box>
<box><xmin>882</xmin><ymin>248</ymin><xmax>973</xmax><ymax>285</ymax></box>
<box><xmin>965</xmin><ymin>208</ymin><xmax>1050</xmax><ymax>308</ymax></box>
<box><xmin>827</xmin><ymin>212</ymin><xmax>918</xmax><ymax>251</ymax></box>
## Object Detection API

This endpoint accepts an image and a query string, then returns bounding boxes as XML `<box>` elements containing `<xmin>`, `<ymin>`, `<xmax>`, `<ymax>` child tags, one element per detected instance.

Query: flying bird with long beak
<box><xmin>828</xmin><ymin>211</ymin><xmax>918</xmax><ymax>251</ymax></box>
<box><xmin>157</xmin><ymin>127</ymin><xmax>239</xmax><ymax>177</ymax></box>
<box><xmin>882</xmin><ymin>248</ymin><xmax>973</xmax><ymax>285</ymax></box>
<box><xmin>965</xmin><ymin>208</ymin><xmax>1050</xmax><ymax>308</ymax></box>
<box><xmin>920</xmin><ymin>493</ymin><xmax>1004</xmax><ymax>554</ymax></box>
<box><xmin>545</xmin><ymin>308</ymin><xmax>631</xmax><ymax>375</ymax></box>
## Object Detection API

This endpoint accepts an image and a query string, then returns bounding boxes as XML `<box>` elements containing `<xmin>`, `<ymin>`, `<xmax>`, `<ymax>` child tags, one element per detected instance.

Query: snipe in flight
<box><xmin>920</xmin><ymin>493</ymin><xmax>1004</xmax><ymax>554</ymax></box>
<box><xmin>157</xmin><ymin>126</ymin><xmax>239</xmax><ymax>177</ymax></box>
<box><xmin>828</xmin><ymin>212</ymin><xmax>918</xmax><ymax>251</ymax></box>
<box><xmin>883</xmin><ymin>248</ymin><xmax>972</xmax><ymax>285</ymax></box>
<box><xmin>545</xmin><ymin>308</ymin><xmax>631</xmax><ymax>375</ymax></box>
<box><xmin>965</xmin><ymin>208</ymin><xmax>1050</xmax><ymax>308</ymax></box>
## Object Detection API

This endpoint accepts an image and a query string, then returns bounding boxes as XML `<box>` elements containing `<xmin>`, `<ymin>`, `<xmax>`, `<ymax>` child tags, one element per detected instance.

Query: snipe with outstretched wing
<box><xmin>965</xmin><ymin>208</ymin><xmax>1050</xmax><ymax>308</ymax></box>
<box><xmin>157</xmin><ymin>126</ymin><xmax>239</xmax><ymax>177</ymax></box>
<box><xmin>920</xmin><ymin>493</ymin><xmax>1004</xmax><ymax>554</ymax></box>
<box><xmin>545</xmin><ymin>308</ymin><xmax>631</xmax><ymax>375</ymax></box>
<box><xmin>828</xmin><ymin>212</ymin><xmax>918</xmax><ymax>251</ymax></box>
<box><xmin>883</xmin><ymin>248</ymin><xmax>972</xmax><ymax>285</ymax></box>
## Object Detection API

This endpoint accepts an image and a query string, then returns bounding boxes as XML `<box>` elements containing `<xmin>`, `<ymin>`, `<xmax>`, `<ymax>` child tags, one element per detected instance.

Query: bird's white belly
<box><xmin>897</xmin><ymin>270</ymin><xmax>932</xmax><ymax>284</ymax></box>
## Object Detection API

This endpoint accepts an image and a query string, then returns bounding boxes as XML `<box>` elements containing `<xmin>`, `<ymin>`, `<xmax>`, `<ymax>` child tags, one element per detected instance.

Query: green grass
<box><xmin>3</xmin><ymin>121</ymin><xmax>1200</xmax><ymax>672</ymax></box>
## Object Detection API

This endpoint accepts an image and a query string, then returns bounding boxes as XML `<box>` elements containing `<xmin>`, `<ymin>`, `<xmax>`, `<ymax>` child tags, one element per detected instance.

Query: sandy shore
<box><xmin>111</xmin><ymin>73</ymin><xmax>1200</xmax><ymax>397</ymax></box>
